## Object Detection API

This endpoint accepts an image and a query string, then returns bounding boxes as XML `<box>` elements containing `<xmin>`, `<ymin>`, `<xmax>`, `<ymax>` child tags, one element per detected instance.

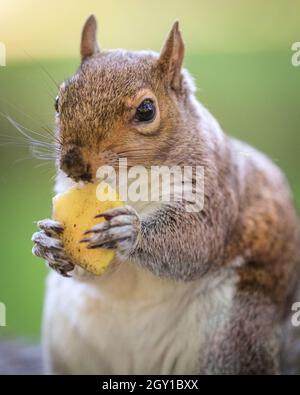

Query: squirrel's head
<box><xmin>57</xmin><ymin>15</ymin><xmax>196</xmax><ymax>182</ymax></box>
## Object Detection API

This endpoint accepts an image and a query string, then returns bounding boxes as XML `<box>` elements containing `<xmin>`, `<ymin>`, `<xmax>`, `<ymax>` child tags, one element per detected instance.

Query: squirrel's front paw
<box><xmin>81</xmin><ymin>205</ymin><xmax>141</xmax><ymax>258</ymax></box>
<box><xmin>32</xmin><ymin>219</ymin><xmax>75</xmax><ymax>277</ymax></box>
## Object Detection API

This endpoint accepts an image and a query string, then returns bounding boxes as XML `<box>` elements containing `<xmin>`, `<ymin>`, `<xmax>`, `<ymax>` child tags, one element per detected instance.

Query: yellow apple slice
<box><xmin>52</xmin><ymin>182</ymin><xmax>123</xmax><ymax>275</ymax></box>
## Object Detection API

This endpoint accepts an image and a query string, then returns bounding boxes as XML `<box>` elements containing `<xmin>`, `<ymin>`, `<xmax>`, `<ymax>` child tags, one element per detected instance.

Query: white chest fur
<box><xmin>42</xmin><ymin>261</ymin><xmax>237</xmax><ymax>374</ymax></box>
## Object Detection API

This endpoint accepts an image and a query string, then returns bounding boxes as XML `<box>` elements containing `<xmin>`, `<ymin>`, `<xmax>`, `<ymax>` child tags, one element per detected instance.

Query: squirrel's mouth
<box><xmin>61</xmin><ymin>167</ymin><xmax>93</xmax><ymax>183</ymax></box>
<box><xmin>71</xmin><ymin>171</ymin><xmax>93</xmax><ymax>183</ymax></box>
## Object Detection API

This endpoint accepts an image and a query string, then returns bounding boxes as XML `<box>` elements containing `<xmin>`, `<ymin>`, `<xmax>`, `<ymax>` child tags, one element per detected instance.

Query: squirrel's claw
<box><xmin>83</xmin><ymin>205</ymin><xmax>141</xmax><ymax>256</ymax></box>
<box><xmin>32</xmin><ymin>219</ymin><xmax>74</xmax><ymax>277</ymax></box>
<box><xmin>37</xmin><ymin>219</ymin><xmax>63</xmax><ymax>236</ymax></box>
<box><xmin>95</xmin><ymin>205</ymin><xmax>138</xmax><ymax>219</ymax></box>
<box><xmin>32</xmin><ymin>230</ymin><xmax>63</xmax><ymax>250</ymax></box>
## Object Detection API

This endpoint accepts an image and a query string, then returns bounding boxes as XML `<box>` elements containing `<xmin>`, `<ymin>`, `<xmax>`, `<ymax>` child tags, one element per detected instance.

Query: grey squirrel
<box><xmin>32</xmin><ymin>15</ymin><xmax>300</xmax><ymax>374</ymax></box>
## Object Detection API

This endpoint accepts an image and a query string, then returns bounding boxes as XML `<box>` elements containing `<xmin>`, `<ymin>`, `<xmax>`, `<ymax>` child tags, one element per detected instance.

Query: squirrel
<box><xmin>32</xmin><ymin>15</ymin><xmax>300</xmax><ymax>374</ymax></box>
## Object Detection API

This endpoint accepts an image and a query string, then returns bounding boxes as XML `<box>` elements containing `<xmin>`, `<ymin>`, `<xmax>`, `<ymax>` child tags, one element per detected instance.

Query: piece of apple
<box><xmin>52</xmin><ymin>182</ymin><xmax>123</xmax><ymax>275</ymax></box>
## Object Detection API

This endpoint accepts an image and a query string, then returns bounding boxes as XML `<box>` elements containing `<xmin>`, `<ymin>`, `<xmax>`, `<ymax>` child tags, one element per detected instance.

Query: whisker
<box><xmin>22</xmin><ymin>49</ymin><xmax>60</xmax><ymax>89</ymax></box>
<box><xmin>0</xmin><ymin>97</ymin><xmax>56</xmax><ymax>140</ymax></box>
<box><xmin>2</xmin><ymin>116</ymin><xmax>58</xmax><ymax>148</ymax></box>
<box><xmin>0</xmin><ymin>98</ymin><xmax>63</xmax><ymax>149</ymax></box>
<box><xmin>0</xmin><ymin>113</ymin><xmax>58</xmax><ymax>161</ymax></box>
<box><xmin>41</xmin><ymin>126</ymin><xmax>62</xmax><ymax>146</ymax></box>
<box><xmin>30</xmin><ymin>146</ymin><xmax>56</xmax><ymax>160</ymax></box>
<box><xmin>1</xmin><ymin>113</ymin><xmax>48</xmax><ymax>142</ymax></box>
<box><xmin>12</xmin><ymin>155</ymin><xmax>39</xmax><ymax>165</ymax></box>
<box><xmin>34</xmin><ymin>161</ymin><xmax>53</xmax><ymax>169</ymax></box>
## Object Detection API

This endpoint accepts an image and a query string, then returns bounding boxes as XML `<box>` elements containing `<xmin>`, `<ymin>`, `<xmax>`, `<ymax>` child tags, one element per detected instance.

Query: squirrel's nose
<box><xmin>60</xmin><ymin>148</ymin><xmax>92</xmax><ymax>182</ymax></box>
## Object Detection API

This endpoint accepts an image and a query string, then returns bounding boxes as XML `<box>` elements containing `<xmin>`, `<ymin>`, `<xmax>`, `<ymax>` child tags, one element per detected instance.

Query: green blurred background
<box><xmin>0</xmin><ymin>0</ymin><xmax>299</xmax><ymax>338</ymax></box>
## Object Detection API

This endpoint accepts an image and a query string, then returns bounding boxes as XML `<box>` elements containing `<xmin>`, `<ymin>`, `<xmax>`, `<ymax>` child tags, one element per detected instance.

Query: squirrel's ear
<box><xmin>80</xmin><ymin>15</ymin><xmax>100</xmax><ymax>61</ymax></box>
<box><xmin>158</xmin><ymin>21</ymin><xmax>185</xmax><ymax>91</ymax></box>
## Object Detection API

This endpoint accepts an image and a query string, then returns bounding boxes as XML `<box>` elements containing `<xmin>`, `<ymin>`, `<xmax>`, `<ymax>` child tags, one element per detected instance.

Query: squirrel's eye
<box><xmin>135</xmin><ymin>99</ymin><xmax>156</xmax><ymax>123</ymax></box>
<box><xmin>55</xmin><ymin>96</ymin><xmax>59</xmax><ymax>113</ymax></box>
